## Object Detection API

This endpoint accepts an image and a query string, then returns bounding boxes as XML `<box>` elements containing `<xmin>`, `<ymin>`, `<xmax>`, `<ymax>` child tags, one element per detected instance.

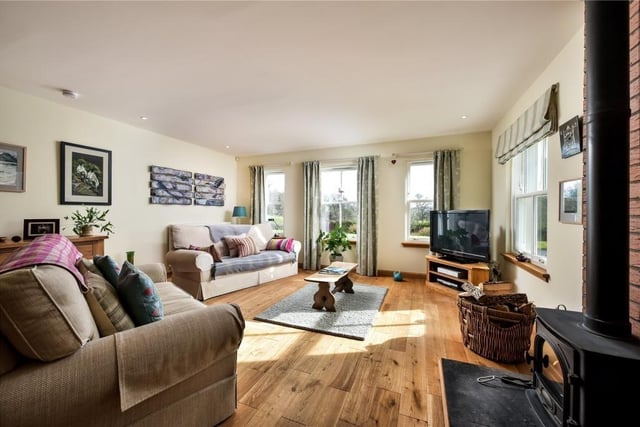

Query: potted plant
<box><xmin>316</xmin><ymin>225</ymin><xmax>352</xmax><ymax>261</ymax></box>
<box><xmin>64</xmin><ymin>207</ymin><xmax>114</xmax><ymax>237</ymax></box>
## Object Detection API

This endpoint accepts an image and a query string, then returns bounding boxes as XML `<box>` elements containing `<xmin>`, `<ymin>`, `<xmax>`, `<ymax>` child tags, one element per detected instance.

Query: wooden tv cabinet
<box><xmin>0</xmin><ymin>235</ymin><xmax>107</xmax><ymax>265</ymax></box>
<box><xmin>425</xmin><ymin>254</ymin><xmax>490</xmax><ymax>291</ymax></box>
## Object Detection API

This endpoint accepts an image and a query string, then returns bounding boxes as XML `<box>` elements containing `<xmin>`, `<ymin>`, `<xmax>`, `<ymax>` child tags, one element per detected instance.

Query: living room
<box><xmin>0</xmin><ymin>2</ymin><xmax>585</xmax><ymax>312</ymax></box>
<box><xmin>1</xmin><ymin>1</ymin><xmax>637</xmax><ymax>425</ymax></box>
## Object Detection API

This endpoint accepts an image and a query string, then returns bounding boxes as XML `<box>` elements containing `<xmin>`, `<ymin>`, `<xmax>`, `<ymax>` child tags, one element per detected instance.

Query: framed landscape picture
<box><xmin>0</xmin><ymin>142</ymin><xmax>26</xmax><ymax>192</ymax></box>
<box><xmin>60</xmin><ymin>141</ymin><xmax>112</xmax><ymax>205</ymax></box>
<box><xmin>559</xmin><ymin>178</ymin><xmax>582</xmax><ymax>224</ymax></box>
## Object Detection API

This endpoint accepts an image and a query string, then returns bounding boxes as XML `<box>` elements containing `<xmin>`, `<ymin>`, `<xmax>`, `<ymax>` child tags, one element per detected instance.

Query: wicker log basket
<box><xmin>457</xmin><ymin>293</ymin><xmax>536</xmax><ymax>363</ymax></box>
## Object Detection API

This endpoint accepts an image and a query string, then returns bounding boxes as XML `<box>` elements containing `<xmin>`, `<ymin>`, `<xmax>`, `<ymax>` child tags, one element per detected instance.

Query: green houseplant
<box><xmin>316</xmin><ymin>226</ymin><xmax>352</xmax><ymax>261</ymax></box>
<box><xmin>64</xmin><ymin>207</ymin><xmax>114</xmax><ymax>236</ymax></box>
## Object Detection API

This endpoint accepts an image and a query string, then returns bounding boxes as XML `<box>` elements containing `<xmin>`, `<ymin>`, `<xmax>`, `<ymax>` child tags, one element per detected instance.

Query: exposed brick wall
<box><xmin>630</xmin><ymin>0</ymin><xmax>640</xmax><ymax>336</ymax></box>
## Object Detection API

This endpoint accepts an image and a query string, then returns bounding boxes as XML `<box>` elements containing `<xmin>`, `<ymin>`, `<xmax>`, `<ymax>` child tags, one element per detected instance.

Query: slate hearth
<box><xmin>440</xmin><ymin>358</ymin><xmax>541</xmax><ymax>427</ymax></box>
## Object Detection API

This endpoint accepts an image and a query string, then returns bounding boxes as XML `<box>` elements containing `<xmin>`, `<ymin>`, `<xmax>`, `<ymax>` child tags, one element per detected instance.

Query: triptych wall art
<box><xmin>149</xmin><ymin>165</ymin><xmax>225</xmax><ymax>206</ymax></box>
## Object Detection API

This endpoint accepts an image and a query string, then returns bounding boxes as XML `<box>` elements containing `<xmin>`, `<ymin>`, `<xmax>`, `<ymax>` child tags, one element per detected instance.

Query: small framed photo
<box><xmin>0</xmin><ymin>142</ymin><xmax>26</xmax><ymax>192</ymax></box>
<box><xmin>559</xmin><ymin>179</ymin><xmax>582</xmax><ymax>224</ymax></box>
<box><xmin>559</xmin><ymin>115</ymin><xmax>582</xmax><ymax>159</ymax></box>
<box><xmin>60</xmin><ymin>141</ymin><xmax>112</xmax><ymax>205</ymax></box>
<box><xmin>23</xmin><ymin>219</ymin><xmax>60</xmax><ymax>240</ymax></box>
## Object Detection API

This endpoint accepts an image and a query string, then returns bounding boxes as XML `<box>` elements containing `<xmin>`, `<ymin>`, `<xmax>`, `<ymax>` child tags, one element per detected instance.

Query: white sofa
<box><xmin>165</xmin><ymin>223</ymin><xmax>301</xmax><ymax>300</ymax></box>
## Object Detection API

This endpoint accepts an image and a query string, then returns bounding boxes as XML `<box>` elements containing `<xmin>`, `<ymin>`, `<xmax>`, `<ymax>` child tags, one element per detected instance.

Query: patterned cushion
<box><xmin>225</xmin><ymin>235</ymin><xmax>258</xmax><ymax>258</ymax></box>
<box><xmin>0</xmin><ymin>265</ymin><xmax>97</xmax><ymax>361</ymax></box>
<box><xmin>93</xmin><ymin>255</ymin><xmax>120</xmax><ymax>287</ymax></box>
<box><xmin>116</xmin><ymin>261</ymin><xmax>164</xmax><ymax>326</ymax></box>
<box><xmin>223</xmin><ymin>234</ymin><xmax>246</xmax><ymax>257</ymax></box>
<box><xmin>84</xmin><ymin>271</ymin><xmax>135</xmax><ymax>336</ymax></box>
<box><xmin>266</xmin><ymin>238</ymin><xmax>295</xmax><ymax>253</ymax></box>
<box><xmin>188</xmin><ymin>244</ymin><xmax>223</xmax><ymax>262</ymax></box>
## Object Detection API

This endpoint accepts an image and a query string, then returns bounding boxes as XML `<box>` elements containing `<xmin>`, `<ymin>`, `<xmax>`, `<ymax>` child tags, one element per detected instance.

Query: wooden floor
<box><xmin>207</xmin><ymin>271</ymin><xmax>532</xmax><ymax>426</ymax></box>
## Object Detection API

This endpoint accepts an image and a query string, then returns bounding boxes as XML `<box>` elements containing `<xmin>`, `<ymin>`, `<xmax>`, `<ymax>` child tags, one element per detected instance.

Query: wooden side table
<box><xmin>0</xmin><ymin>235</ymin><xmax>108</xmax><ymax>264</ymax></box>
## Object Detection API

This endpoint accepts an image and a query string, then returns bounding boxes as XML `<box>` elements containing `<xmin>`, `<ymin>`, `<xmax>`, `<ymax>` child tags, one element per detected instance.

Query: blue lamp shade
<box><xmin>232</xmin><ymin>206</ymin><xmax>247</xmax><ymax>218</ymax></box>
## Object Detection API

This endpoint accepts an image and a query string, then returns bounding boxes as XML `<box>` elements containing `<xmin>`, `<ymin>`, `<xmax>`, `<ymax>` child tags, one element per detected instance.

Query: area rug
<box><xmin>254</xmin><ymin>283</ymin><xmax>388</xmax><ymax>340</ymax></box>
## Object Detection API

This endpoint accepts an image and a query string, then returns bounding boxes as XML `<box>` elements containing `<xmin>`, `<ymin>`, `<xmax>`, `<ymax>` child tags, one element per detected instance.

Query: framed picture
<box><xmin>559</xmin><ymin>179</ymin><xmax>582</xmax><ymax>224</ymax></box>
<box><xmin>23</xmin><ymin>219</ymin><xmax>60</xmax><ymax>240</ymax></box>
<box><xmin>60</xmin><ymin>141</ymin><xmax>112</xmax><ymax>205</ymax></box>
<box><xmin>0</xmin><ymin>142</ymin><xmax>26</xmax><ymax>192</ymax></box>
<box><xmin>559</xmin><ymin>115</ymin><xmax>582</xmax><ymax>159</ymax></box>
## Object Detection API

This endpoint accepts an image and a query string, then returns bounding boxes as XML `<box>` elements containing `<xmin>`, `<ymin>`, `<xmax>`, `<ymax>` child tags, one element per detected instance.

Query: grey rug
<box><xmin>254</xmin><ymin>283</ymin><xmax>388</xmax><ymax>340</ymax></box>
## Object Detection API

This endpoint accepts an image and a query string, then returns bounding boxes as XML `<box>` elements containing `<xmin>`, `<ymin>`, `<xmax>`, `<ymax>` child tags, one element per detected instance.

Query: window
<box><xmin>512</xmin><ymin>139</ymin><xmax>548</xmax><ymax>264</ymax></box>
<box><xmin>406</xmin><ymin>161</ymin><xmax>434</xmax><ymax>241</ymax></box>
<box><xmin>265</xmin><ymin>171</ymin><xmax>285</xmax><ymax>236</ymax></box>
<box><xmin>320</xmin><ymin>167</ymin><xmax>357</xmax><ymax>237</ymax></box>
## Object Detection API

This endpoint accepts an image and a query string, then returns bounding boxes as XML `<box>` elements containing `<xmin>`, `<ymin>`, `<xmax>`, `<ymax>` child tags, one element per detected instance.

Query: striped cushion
<box><xmin>225</xmin><ymin>235</ymin><xmax>258</xmax><ymax>258</ymax></box>
<box><xmin>84</xmin><ymin>271</ymin><xmax>135</xmax><ymax>336</ymax></box>
<box><xmin>266</xmin><ymin>238</ymin><xmax>295</xmax><ymax>253</ymax></box>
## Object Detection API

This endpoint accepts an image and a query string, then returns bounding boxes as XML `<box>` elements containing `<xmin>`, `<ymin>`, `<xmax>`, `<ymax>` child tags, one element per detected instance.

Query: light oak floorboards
<box><xmin>208</xmin><ymin>271</ymin><xmax>531</xmax><ymax>426</ymax></box>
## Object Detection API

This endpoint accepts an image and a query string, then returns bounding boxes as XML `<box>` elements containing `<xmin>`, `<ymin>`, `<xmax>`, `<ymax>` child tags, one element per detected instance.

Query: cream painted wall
<box><xmin>491</xmin><ymin>28</ymin><xmax>585</xmax><ymax>310</ymax></box>
<box><xmin>0</xmin><ymin>86</ymin><xmax>238</xmax><ymax>265</ymax></box>
<box><xmin>236</xmin><ymin>132</ymin><xmax>492</xmax><ymax>274</ymax></box>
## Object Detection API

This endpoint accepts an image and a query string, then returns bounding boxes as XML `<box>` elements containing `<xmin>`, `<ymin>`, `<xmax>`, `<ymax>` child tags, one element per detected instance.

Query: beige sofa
<box><xmin>166</xmin><ymin>223</ymin><xmax>301</xmax><ymax>300</ymax></box>
<box><xmin>0</xmin><ymin>235</ymin><xmax>245</xmax><ymax>427</ymax></box>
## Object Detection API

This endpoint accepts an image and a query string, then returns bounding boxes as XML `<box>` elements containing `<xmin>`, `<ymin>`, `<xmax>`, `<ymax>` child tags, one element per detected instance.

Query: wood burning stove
<box><xmin>525</xmin><ymin>2</ymin><xmax>640</xmax><ymax>426</ymax></box>
<box><xmin>527</xmin><ymin>308</ymin><xmax>640</xmax><ymax>426</ymax></box>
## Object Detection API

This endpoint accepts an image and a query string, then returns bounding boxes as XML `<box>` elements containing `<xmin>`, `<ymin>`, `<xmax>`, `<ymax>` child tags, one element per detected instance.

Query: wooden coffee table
<box><xmin>304</xmin><ymin>262</ymin><xmax>358</xmax><ymax>312</ymax></box>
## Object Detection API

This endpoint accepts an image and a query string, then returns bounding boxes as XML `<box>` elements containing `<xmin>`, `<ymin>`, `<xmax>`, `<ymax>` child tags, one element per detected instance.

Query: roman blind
<box><xmin>495</xmin><ymin>83</ymin><xmax>559</xmax><ymax>164</ymax></box>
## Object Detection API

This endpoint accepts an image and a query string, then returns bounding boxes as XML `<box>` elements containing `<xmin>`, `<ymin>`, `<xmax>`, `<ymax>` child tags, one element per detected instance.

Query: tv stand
<box><xmin>425</xmin><ymin>254</ymin><xmax>489</xmax><ymax>292</ymax></box>
<box><xmin>439</xmin><ymin>255</ymin><xmax>477</xmax><ymax>264</ymax></box>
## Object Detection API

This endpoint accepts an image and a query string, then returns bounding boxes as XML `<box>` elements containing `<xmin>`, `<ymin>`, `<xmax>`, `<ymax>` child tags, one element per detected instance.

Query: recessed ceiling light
<box><xmin>461</xmin><ymin>115</ymin><xmax>468</xmax><ymax>119</ymax></box>
<box><xmin>61</xmin><ymin>89</ymin><xmax>79</xmax><ymax>99</ymax></box>
<box><xmin>140</xmin><ymin>116</ymin><xmax>148</xmax><ymax>120</ymax></box>
<box><xmin>225</xmin><ymin>145</ymin><xmax>230</xmax><ymax>149</ymax></box>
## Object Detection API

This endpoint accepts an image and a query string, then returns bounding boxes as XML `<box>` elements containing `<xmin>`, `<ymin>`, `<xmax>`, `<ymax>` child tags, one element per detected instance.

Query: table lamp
<box><xmin>232</xmin><ymin>206</ymin><xmax>247</xmax><ymax>224</ymax></box>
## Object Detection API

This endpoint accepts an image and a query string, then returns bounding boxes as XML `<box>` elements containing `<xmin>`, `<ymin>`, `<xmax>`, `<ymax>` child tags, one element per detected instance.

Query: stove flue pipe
<box><xmin>584</xmin><ymin>0</ymin><xmax>631</xmax><ymax>338</ymax></box>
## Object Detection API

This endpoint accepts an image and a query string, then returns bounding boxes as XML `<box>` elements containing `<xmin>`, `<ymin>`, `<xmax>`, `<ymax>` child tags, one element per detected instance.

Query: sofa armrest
<box><xmin>137</xmin><ymin>262</ymin><xmax>168</xmax><ymax>283</ymax></box>
<box><xmin>292</xmin><ymin>240</ymin><xmax>302</xmax><ymax>259</ymax></box>
<box><xmin>166</xmin><ymin>249</ymin><xmax>213</xmax><ymax>273</ymax></box>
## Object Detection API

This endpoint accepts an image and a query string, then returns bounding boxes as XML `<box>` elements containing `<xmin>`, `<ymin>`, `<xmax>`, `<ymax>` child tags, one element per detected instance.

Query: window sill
<box><xmin>502</xmin><ymin>252</ymin><xmax>550</xmax><ymax>282</ymax></box>
<box><xmin>401</xmin><ymin>241</ymin><xmax>429</xmax><ymax>248</ymax></box>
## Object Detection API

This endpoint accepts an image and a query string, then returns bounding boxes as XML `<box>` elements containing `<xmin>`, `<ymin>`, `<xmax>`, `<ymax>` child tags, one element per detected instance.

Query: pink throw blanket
<box><xmin>0</xmin><ymin>234</ymin><xmax>86</xmax><ymax>291</ymax></box>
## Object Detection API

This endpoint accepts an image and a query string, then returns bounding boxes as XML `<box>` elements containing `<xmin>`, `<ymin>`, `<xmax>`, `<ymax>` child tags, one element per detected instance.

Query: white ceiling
<box><xmin>0</xmin><ymin>1</ymin><xmax>583</xmax><ymax>157</ymax></box>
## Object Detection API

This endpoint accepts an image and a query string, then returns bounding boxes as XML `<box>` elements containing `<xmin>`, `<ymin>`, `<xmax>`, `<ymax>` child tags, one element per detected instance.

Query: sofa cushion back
<box><xmin>171</xmin><ymin>225</ymin><xmax>215</xmax><ymax>250</ymax></box>
<box><xmin>0</xmin><ymin>265</ymin><xmax>98</xmax><ymax>361</ymax></box>
<box><xmin>0</xmin><ymin>334</ymin><xmax>20</xmax><ymax>375</ymax></box>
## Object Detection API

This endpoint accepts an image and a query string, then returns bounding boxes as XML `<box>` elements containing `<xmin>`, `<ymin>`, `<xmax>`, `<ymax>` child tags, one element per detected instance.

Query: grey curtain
<box><xmin>302</xmin><ymin>161</ymin><xmax>321</xmax><ymax>270</ymax></box>
<box><xmin>249</xmin><ymin>165</ymin><xmax>265</xmax><ymax>224</ymax></box>
<box><xmin>357</xmin><ymin>156</ymin><xmax>378</xmax><ymax>276</ymax></box>
<box><xmin>434</xmin><ymin>150</ymin><xmax>460</xmax><ymax>210</ymax></box>
<box><xmin>495</xmin><ymin>83</ymin><xmax>559</xmax><ymax>164</ymax></box>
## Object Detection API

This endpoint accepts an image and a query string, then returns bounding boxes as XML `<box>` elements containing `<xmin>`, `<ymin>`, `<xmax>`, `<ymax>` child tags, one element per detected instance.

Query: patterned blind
<box><xmin>495</xmin><ymin>83</ymin><xmax>559</xmax><ymax>164</ymax></box>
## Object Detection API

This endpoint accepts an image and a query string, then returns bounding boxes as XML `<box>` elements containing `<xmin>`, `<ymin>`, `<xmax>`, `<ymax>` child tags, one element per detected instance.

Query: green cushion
<box><xmin>93</xmin><ymin>255</ymin><xmax>120</xmax><ymax>286</ymax></box>
<box><xmin>116</xmin><ymin>261</ymin><xmax>164</xmax><ymax>326</ymax></box>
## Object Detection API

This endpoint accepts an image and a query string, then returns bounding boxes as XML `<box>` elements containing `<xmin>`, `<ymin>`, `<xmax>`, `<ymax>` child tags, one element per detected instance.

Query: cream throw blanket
<box><xmin>115</xmin><ymin>303</ymin><xmax>244</xmax><ymax>411</ymax></box>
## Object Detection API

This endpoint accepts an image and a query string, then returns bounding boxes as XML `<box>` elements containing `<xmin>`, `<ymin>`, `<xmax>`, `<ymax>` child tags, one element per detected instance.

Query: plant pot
<box><xmin>80</xmin><ymin>225</ymin><xmax>97</xmax><ymax>237</ymax></box>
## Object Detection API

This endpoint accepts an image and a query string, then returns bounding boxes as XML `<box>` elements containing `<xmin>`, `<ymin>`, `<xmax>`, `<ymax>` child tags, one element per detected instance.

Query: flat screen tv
<box><xmin>429</xmin><ymin>209</ymin><xmax>490</xmax><ymax>264</ymax></box>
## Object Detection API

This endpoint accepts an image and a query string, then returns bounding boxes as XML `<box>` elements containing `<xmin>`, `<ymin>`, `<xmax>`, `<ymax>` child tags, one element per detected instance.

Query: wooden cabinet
<box><xmin>425</xmin><ymin>254</ymin><xmax>490</xmax><ymax>291</ymax></box>
<box><xmin>0</xmin><ymin>235</ymin><xmax>107</xmax><ymax>264</ymax></box>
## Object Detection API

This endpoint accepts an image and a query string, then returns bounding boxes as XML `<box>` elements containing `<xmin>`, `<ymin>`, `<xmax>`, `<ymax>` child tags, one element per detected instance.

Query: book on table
<box><xmin>319</xmin><ymin>266</ymin><xmax>348</xmax><ymax>275</ymax></box>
